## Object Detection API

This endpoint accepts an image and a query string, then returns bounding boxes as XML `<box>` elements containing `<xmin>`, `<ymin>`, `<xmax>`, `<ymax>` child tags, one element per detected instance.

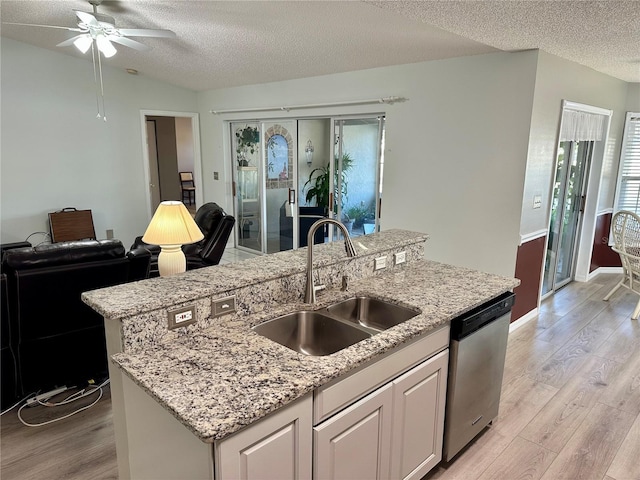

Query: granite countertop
<box><xmin>112</xmin><ymin>258</ymin><xmax>519</xmax><ymax>444</ymax></box>
<box><xmin>83</xmin><ymin>229</ymin><xmax>429</xmax><ymax>320</ymax></box>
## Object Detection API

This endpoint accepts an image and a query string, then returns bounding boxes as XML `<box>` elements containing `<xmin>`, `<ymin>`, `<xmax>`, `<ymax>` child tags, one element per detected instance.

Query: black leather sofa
<box><xmin>1</xmin><ymin>239</ymin><xmax>150</xmax><ymax>403</ymax></box>
<box><xmin>132</xmin><ymin>202</ymin><xmax>235</xmax><ymax>276</ymax></box>
<box><xmin>1</xmin><ymin>273</ymin><xmax>18</xmax><ymax>410</ymax></box>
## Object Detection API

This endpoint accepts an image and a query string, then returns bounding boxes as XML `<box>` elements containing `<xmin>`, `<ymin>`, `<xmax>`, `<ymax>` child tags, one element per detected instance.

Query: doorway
<box><xmin>139</xmin><ymin>110</ymin><xmax>202</xmax><ymax>217</ymax></box>
<box><xmin>230</xmin><ymin>116</ymin><xmax>385</xmax><ymax>255</ymax></box>
<box><xmin>332</xmin><ymin>117</ymin><xmax>384</xmax><ymax>240</ymax></box>
<box><xmin>542</xmin><ymin>140</ymin><xmax>593</xmax><ymax>295</ymax></box>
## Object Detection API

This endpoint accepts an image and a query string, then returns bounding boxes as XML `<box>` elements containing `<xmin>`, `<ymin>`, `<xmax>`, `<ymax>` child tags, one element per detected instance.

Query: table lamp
<box><xmin>142</xmin><ymin>201</ymin><xmax>204</xmax><ymax>277</ymax></box>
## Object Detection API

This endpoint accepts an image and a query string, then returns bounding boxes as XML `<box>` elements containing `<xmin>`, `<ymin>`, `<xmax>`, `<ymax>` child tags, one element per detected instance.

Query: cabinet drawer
<box><xmin>314</xmin><ymin>325</ymin><xmax>449</xmax><ymax>424</ymax></box>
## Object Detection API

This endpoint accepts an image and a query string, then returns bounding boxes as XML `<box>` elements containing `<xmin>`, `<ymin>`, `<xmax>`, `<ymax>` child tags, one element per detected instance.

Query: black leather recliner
<box><xmin>132</xmin><ymin>202</ymin><xmax>236</xmax><ymax>276</ymax></box>
<box><xmin>2</xmin><ymin>239</ymin><xmax>151</xmax><ymax>396</ymax></box>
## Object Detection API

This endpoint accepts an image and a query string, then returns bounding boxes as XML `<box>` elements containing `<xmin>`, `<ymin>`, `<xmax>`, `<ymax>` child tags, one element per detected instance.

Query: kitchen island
<box><xmin>83</xmin><ymin>230</ymin><xmax>519</xmax><ymax>479</ymax></box>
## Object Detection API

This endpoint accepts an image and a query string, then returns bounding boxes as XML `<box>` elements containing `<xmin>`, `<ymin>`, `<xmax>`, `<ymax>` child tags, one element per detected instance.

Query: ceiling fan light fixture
<box><xmin>96</xmin><ymin>34</ymin><xmax>116</xmax><ymax>58</ymax></box>
<box><xmin>73</xmin><ymin>35</ymin><xmax>93</xmax><ymax>54</ymax></box>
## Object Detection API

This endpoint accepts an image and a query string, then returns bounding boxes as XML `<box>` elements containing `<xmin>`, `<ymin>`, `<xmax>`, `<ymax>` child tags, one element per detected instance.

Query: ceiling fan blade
<box><xmin>117</xmin><ymin>28</ymin><xmax>176</xmax><ymax>38</ymax></box>
<box><xmin>56</xmin><ymin>34</ymin><xmax>89</xmax><ymax>48</ymax></box>
<box><xmin>74</xmin><ymin>10</ymin><xmax>100</xmax><ymax>27</ymax></box>
<box><xmin>107</xmin><ymin>35</ymin><xmax>151</xmax><ymax>51</ymax></box>
<box><xmin>2</xmin><ymin>22</ymin><xmax>83</xmax><ymax>32</ymax></box>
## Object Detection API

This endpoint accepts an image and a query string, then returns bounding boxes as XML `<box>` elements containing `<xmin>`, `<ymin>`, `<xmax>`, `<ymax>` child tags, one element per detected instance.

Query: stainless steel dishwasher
<box><xmin>443</xmin><ymin>291</ymin><xmax>515</xmax><ymax>461</ymax></box>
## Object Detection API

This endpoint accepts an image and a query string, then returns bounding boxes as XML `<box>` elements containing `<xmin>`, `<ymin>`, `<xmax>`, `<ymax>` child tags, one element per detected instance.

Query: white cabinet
<box><xmin>390</xmin><ymin>350</ymin><xmax>449</xmax><ymax>480</ymax></box>
<box><xmin>314</xmin><ymin>345</ymin><xmax>449</xmax><ymax>480</ymax></box>
<box><xmin>216</xmin><ymin>394</ymin><xmax>313</xmax><ymax>480</ymax></box>
<box><xmin>118</xmin><ymin>328</ymin><xmax>448</xmax><ymax>480</ymax></box>
<box><xmin>314</xmin><ymin>383</ymin><xmax>393</xmax><ymax>480</ymax></box>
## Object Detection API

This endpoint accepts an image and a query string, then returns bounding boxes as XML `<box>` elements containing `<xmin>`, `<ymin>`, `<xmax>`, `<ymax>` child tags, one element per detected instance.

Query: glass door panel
<box><xmin>542</xmin><ymin>140</ymin><xmax>592</xmax><ymax>295</ymax></box>
<box><xmin>232</xmin><ymin>122</ymin><xmax>262</xmax><ymax>253</ymax></box>
<box><xmin>262</xmin><ymin>121</ymin><xmax>297</xmax><ymax>254</ymax></box>
<box><xmin>298</xmin><ymin>119</ymin><xmax>331</xmax><ymax>247</ymax></box>
<box><xmin>333</xmin><ymin>117</ymin><xmax>385</xmax><ymax>240</ymax></box>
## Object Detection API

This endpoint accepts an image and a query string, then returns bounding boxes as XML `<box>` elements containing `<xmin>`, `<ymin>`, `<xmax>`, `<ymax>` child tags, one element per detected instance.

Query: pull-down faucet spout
<box><xmin>304</xmin><ymin>218</ymin><xmax>357</xmax><ymax>304</ymax></box>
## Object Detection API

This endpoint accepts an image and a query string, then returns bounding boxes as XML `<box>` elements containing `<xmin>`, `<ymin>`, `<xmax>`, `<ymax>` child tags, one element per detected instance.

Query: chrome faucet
<box><xmin>304</xmin><ymin>218</ymin><xmax>358</xmax><ymax>304</ymax></box>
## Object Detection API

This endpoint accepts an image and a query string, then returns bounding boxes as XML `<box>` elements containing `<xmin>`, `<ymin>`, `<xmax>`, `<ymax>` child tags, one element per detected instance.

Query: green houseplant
<box><xmin>346</xmin><ymin>203</ymin><xmax>369</xmax><ymax>228</ymax></box>
<box><xmin>303</xmin><ymin>153</ymin><xmax>354</xmax><ymax>213</ymax></box>
<box><xmin>235</xmin><ymin>126</ymin><xmax>260</xmax><ymax>166</ymax></box>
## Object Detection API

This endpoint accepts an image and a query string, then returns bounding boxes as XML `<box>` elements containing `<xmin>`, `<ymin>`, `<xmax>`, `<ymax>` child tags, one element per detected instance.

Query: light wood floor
<box><xmin>426</xmin><ymin>273</ymin><xmax>640</xmax><ymax>480</ymax></box>
<box><xmin>2</xmin><ymin>273</ymin><xmax>639</xmax><ymax>480</ymax></box>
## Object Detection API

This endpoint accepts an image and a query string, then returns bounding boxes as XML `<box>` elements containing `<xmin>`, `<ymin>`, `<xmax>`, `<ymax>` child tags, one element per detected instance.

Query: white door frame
<box><xmin>139</xmin><ymin>110</ymin><xmax>203</xmax><ymax>218</ymax></box>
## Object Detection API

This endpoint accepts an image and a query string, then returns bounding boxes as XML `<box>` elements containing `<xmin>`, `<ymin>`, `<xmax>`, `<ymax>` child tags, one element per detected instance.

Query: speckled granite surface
<box><xmin>82</xmin><ymin>229</ymin><xmax>428</xmax><ymax>320</ymax></box>
<box><xmin>110</xmin><ymin>259</ymin><xmax>519</xmax><ymax>443</ymax></box>
<box><xmin>84</xmin><ymin>230</ymin><xmax>426</xmax><ymax>354</ymax></box>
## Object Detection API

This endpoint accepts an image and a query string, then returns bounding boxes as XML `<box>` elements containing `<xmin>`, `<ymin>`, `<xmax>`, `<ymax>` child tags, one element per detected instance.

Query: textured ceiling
<box><xmin>369</xmin><ymin>0</ymin><xmax>640</xmax><ymax>84</ymax></box>
<box><xmin>1</xmin><ymin>0</ymin><xmax>637</xmax><ymax>93</ymax></box>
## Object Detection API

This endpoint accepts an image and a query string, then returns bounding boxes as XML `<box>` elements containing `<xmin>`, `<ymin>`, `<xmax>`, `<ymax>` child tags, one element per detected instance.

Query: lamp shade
<box><xmin>142</xmin><ymin>201</ymin><xmax>204</xmax><ymax>246</ymax></box>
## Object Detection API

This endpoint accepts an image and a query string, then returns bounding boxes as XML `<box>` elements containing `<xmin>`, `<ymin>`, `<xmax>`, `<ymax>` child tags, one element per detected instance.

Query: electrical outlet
<box><xmin>168</xmin><ymin>305</ymin><xmax>197</xmax><ymax>330</ymax></box>
<box><xmin>212</xmin><ymin>295</ymin><xmax>236</xmax><ymax>318</ymax></box>
<box><xmin>394</xmin><ymin>251</ymin><xmax>406</xmax><ymax>265</ymax></box>
<box><xmin>106</xmin><ymin>229</ymin><xmax>114</xmax><ymax>239</ymax></box>
<box><xmin>214</xmin><ymin>171</ymin><xmax>219</xmax><ymax>180</ymax></box>
<box><xmin>374</xmin><ymin>256</ymin><xmax>387</xmax><ymax>270</ymax></box>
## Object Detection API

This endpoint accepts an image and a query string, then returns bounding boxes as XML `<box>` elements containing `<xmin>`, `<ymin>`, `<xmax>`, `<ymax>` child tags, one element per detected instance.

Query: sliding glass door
<box><xmin>231</xmin><ymin>121</ymin><xmax>298</xmax><ymax>254</ymax></box>
<box><xmin>542</xmin><ymin>140</ymin><xmax>593</xmax><ymax>295</ymax></box>
<box><xmin>332</xmin><ymin>117</ymin><xmax>384</xmax><ymax>240</ymax></box>
<box><xmin>231</xmin><ymin>115</ymin><xmax>385</xmax><ymax>253</ymax></box>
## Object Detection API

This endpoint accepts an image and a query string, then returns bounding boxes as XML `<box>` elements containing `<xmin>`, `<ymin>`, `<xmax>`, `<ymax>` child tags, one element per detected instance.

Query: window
<box><xmin>614</xmin><ymin>112</ymin><xmax>640</xmax><ymax>213</ymax></box>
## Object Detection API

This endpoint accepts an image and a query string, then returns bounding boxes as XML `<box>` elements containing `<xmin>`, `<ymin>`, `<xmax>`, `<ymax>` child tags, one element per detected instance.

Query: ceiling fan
<box><xmin>4</xmin><ymin>0</ymin><xmax>176</xmax><ymax>58</ymax></box>
<box><xmin>4</xmin><ymin>0</ymin><xmax>176</xmax><ymax>121</ymax></box>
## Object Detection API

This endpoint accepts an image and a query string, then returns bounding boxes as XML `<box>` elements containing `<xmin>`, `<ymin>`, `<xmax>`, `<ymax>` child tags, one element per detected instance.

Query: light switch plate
<box><xmin>533</xmin><ymin>195</ymin><xmax>542</xmax><ymax>209</ymax></box>
<box><xmin>213</xmin><ymin>295</ymin><xmax>236</xmax><ymax>318</ymax></box>
<box><xmin>168</xmin><ymin>305</ymin><xmax>197</xmax><ymax>330</ymax></box>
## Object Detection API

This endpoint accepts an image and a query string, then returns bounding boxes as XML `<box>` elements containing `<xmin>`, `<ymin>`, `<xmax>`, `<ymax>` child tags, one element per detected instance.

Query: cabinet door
<box><xmin>216</xmin><ymin>394</ymin><xmax>312</xmax><ymax>480</ymax></box>
<box><xmin>390</xmin><ymin>350</ymin><xmax>449</xmax><ymax>480</ymax></box>
<box><xmin>314</xmin><ymin>383</ymin><xmax>393</xmax><ymax>480</ymax></box>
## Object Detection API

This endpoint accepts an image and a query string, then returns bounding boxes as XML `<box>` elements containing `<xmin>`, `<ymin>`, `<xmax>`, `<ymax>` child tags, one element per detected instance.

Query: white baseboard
<box><xmin>509</xmin><ymin>308</ymin><xmax>538</xmax><ymax>333</ymax></box>
<box><xmin>588</xmin><ymin>266</ymin><xmax>623</xmax><ymax>281</ymax></box>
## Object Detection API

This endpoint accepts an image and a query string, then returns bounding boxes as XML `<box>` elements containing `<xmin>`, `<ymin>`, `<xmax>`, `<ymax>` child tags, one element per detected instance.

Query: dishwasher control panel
<box><xmin>450</xmin><ymin>292</ymin><xmax>515</xmax><ymax>339</ymax></box>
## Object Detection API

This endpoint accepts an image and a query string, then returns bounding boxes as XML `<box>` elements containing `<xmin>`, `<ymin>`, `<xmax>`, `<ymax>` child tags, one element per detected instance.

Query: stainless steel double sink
<box><xmin>252</xmin><ymin>297</ymin><xmax>419</xmax><ymax>356</ymax></box>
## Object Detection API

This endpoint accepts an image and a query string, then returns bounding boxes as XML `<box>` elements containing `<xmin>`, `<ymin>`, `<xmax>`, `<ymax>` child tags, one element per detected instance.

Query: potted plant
<box><xmin>303</xmin><ymin>153</ymin><xmax>354</xmax><ymax>214</ymax></box>
<box><xmin>346</xmin><ymin>203</ymin><xmax>368</xmax><ymax>229</ymax></box>
<box><xmin>235</xmin><ymin>126</ymin><xmax>260</xmax><ymax>166</ymax></box>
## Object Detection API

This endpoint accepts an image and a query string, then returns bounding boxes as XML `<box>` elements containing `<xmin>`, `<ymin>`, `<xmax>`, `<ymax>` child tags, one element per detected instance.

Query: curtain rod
<box><xmin>209</xmin><ymin>96</ymin><xmax>407</xmax><ymax>115</ymax></box>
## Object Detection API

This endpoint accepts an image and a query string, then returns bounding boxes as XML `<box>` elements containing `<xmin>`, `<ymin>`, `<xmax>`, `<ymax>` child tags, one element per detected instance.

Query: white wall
<box><xmin>198</xmin><ymin>51</ymin><xmax>539</xmax><ymax>276</ymax></box>
<box><xmin>519</xmin><ymin>51</ymin><xmax>629</xmax><ymax>236</ymax></box>
<box><xmin>627</xmin><ymin>83</ymin><xmax>640</xmax><ymax>111</ymax></box>
<box><xmin>1</xmin><ymin>39</ymin><xmax>198</xmax><ymax>248</ymax></box>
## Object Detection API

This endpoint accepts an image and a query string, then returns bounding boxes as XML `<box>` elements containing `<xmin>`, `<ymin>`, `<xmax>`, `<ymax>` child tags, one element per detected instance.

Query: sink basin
<box><xmin>253</xmin><ymin>311</ymin><xmax>371</xmax><ymax>356</ymax></box>
<box><xmin>326</xmin><ymin>296</ymin><xmax>419</xmax><ymax>331</ymax></box>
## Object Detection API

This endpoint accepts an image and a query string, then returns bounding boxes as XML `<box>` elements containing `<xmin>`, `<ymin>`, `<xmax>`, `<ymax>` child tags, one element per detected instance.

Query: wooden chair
<box><xmin>180</xmin><ymin>172</ymin><xmax>196</xmax><ymax>205</ymax></box>
<box><xmin>603</xmin><ymin>210</ymin><xmax>640</xmax><ymax>319</ymax></box>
